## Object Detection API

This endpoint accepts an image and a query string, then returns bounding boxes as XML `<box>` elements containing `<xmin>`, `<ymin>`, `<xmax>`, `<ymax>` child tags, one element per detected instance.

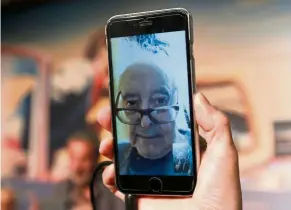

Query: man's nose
<box><xmin>140</xmin><ymin>115</ymin><xmax>152</xmax><ymax>128</ymax></box>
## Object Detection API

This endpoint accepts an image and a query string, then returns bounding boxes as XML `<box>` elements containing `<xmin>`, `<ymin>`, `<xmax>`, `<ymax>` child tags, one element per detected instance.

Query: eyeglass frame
<box><xmin>114</xmin><ymin>91</ymin><xmax>180</xmax><ymax>125</ymax></box>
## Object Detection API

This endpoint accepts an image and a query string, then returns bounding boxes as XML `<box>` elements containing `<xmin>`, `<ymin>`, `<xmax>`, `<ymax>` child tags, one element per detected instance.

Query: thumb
<box><xmin>193</xmin><ymin>93</ymin><xmax>242</xmax><ymax>210</ymax></box>
<box><xmin>194</xmin><ymin>92</ymin><xmax>215</xmax><ymax>133</ymax></box>
<box><xmin>194</xmin><ymin>92</ymin><xmax>233</xmax><ymax>145</ymax></box>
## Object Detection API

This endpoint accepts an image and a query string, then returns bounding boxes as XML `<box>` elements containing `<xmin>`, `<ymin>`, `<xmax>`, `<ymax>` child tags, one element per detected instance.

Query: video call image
<box><xmin>111</xmin><ymin>31</ymin><xmax>194</xmax><ymax>176</ymax></box>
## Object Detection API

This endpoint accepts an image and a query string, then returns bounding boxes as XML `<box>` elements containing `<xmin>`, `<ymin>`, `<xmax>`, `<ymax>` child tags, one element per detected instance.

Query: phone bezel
<box><xmin>106</xmin><ymin>8</ymin><xmax>198</xmax><ymax>195</ymax></box>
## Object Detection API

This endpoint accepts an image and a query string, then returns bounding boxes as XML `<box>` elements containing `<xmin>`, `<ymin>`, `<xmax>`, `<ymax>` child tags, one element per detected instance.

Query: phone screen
<box><xmin>107</xmin><ymin>11</ymin><xmax>196</xmax><ymax>194</ymax></box>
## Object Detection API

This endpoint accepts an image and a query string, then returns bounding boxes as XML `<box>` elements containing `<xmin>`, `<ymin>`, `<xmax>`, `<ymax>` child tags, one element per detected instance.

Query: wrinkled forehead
<box><xmin>119</xmin><ymin>64</ymin><xmax>175</xmax><ymax>95</ymax></box>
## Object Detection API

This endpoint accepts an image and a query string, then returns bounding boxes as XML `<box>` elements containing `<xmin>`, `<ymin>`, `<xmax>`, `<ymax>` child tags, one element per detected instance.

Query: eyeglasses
<box><xmin>115</xmin><ymin>92</ymin><xmax>179</xmax><ymax>125</ymax></box>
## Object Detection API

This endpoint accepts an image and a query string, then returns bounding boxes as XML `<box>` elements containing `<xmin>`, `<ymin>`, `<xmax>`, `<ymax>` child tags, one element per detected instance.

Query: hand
<box><xmin>97</xmin><ymin>93</ymin><xmax>242</xmax><ymax>210</ymax></box>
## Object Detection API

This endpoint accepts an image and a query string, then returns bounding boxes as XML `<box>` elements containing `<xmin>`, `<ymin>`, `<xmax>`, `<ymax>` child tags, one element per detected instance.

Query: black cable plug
<box><xmin>125</xmin><ymin>194</ymin><xmax>138</xmax><ymax>210</ymax></box>
<box><xmin>90</xmin><ymin>161</ymin><xmax>138</xmax><ymax>210</ymax></box>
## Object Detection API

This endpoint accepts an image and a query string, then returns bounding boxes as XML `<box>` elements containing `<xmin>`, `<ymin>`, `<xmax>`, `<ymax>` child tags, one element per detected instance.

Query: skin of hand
<box><xmin>96</xmin><ymin>92</ymin><xmax>242</xmax><ymax>210</ymax></box>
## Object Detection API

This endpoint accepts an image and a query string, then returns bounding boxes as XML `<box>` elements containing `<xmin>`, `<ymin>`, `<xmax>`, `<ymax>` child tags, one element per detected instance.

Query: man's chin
<box><xmin>133</xmin><ymin>138</ymin><xmax>172</xmax><ymax>159</ymax></box>
<box><xmin>137</xmin><ymin>148</ymin><xmax>170</xmax><ymax>160</ymax></box>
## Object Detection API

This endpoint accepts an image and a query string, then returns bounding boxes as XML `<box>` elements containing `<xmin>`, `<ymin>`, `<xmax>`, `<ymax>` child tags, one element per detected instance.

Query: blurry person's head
<box><xmin>84</xmin><ymin>28</ymin><xmax>107</xmax><ymax>64</ymax></box>
<box><xmin>84</xmin><ymin>28</ymin><xmax>108</xmax><ymax>91</ymax></box>
<box><xmin>1</xmin><ymin>188</ymin><xmax>16</xmax><ymax>210</ymax></box>
<box><xmin>67</xmin><ymin>129</ymin><xmax>99</xmax><ymax>187</ymax></box>
<box><xmin>50</xmin><ymin>148</ymin><xmax>70</xmax><ymax>182</ymax></box>
<box><xmin>117</xmin><ymin>62</ymin><xmax>179</xmax><ymax>159</ymax></box>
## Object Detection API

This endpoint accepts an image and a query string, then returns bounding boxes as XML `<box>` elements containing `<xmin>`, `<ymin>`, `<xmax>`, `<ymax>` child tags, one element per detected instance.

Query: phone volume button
<box><xmin>191</xmin><ymin>57</ymin><xmax>196</xmax><ymax>93</ymax></box>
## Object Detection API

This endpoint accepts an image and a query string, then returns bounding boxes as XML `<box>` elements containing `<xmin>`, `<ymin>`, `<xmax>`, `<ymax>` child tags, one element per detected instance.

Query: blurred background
<box><xmin>1</xmin><ymin>0</ymin><xmax>291</xmax><ymax>210</ymax></box>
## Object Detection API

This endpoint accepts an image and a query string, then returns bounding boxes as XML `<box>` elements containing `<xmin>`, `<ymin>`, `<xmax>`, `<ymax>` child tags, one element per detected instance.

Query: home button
<box><xmin>149</xmin><ymin>177</ymin><xmax>163</xmax><ymax>192</ymax></box>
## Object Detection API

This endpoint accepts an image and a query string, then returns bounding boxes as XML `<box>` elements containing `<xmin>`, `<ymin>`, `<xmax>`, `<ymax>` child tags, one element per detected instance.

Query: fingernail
<box><xmin>96</xmin><ymin>110</ymin><xmax>103</xmax><ymax>122</ymax></box>
<box><xmin>195</xmin><ymin>93</ymin><xmax>215</xmax><ymax>128</ymax></box>
<box><xmin>196</xmin><ymin>93</ymin><xmax>211</xmax><ymax>112</ymax></box>
<box><xmin>99</xmin><ymin>140</ymin><xmax>106</xmax><ymax>153</ymax></box>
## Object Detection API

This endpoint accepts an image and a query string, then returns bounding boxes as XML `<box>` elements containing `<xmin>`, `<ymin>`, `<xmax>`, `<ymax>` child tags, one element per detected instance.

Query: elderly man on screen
<box><xmin>115</xmin><ymin>62</ymin><xmax>193</xmax><ymax>176</ymax></box>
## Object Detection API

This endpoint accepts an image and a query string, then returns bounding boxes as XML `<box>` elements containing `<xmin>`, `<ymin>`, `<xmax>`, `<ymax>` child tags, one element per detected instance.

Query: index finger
<box><xmin>97</xmin><ymin>106</ymin><xmax>112</xmax><ymax>132</ymax></box>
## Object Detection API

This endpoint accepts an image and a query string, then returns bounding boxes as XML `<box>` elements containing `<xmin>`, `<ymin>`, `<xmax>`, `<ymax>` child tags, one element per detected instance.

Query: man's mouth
<box><xmin>136</xmin><ymin>133</ymin><xmax>161</xmax><ymax>139</ymax></box>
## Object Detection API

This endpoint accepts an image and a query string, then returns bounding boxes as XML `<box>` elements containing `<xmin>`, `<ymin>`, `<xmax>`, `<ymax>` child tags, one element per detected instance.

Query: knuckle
<box><xmin>211</xmin><ymin>110</ymin><xmax>234</xmax><ymax>144</ymax></box>
<box><xmin>102</xmin><ymin>166</ymin><xmax>112</xmax><ymax>183</ymax></box>
<box><xmin>217</xmin><ymin>112</ymin><xmax>230</xmax><ymax>126</ymax></box>
<box><xmin>213</xmin><ymin>110</ymin><xmax>230</xmax><ymax>130</ymax></box>
<box><xmin>102</xmin><ymin>170</ymin><xmax>107</xmax><ymax>182</ymax></box>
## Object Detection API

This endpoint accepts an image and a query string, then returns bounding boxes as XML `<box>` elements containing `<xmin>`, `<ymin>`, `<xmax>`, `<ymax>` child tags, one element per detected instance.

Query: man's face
<box><xmin>119</xmin><ymin>65</ymin><xmax>176</xmax><ymax>159</ymax></box>
<box><xmin>68</xmin><ymin>140</ymin><xmax>96</xmax><ymax>187</ymax></box>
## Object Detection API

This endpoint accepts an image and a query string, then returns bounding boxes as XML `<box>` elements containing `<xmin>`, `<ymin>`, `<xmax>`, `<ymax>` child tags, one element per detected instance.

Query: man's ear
<box><xmin>171</xmin><ymin>87</ymin><xmax>179</xmax><ymax>104</ymax></box>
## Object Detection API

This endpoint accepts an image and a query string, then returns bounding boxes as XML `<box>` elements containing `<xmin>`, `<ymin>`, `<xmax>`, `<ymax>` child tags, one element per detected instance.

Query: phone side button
<box><xmin>191</xmin><ymin>57</ymin><xmax>196</xmax><ymax>93</ymax></box>
<box><xmin>148</xmin><ymin>177</ymin><xmax>163</xmax><ymax>192</ymax></box>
